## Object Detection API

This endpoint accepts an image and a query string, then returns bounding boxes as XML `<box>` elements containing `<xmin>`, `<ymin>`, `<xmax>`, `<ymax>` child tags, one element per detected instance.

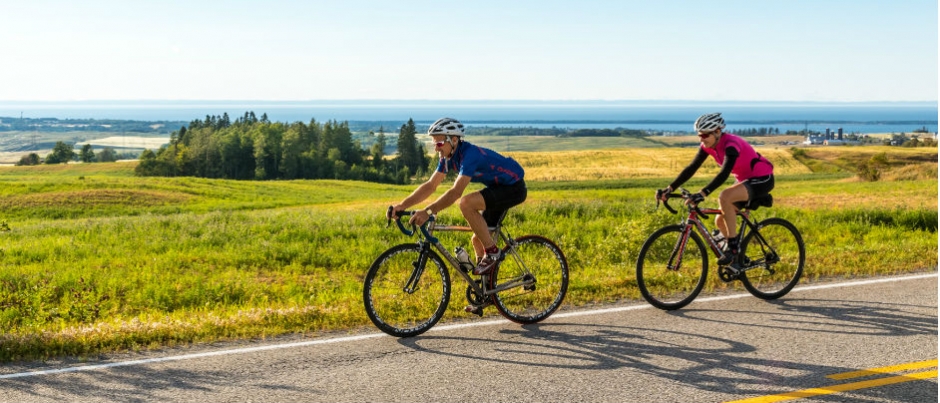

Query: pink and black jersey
<box><xmin>701</xmin><ymin>133</ymin><xmax>774</xmax><ymax>182</ymax></box>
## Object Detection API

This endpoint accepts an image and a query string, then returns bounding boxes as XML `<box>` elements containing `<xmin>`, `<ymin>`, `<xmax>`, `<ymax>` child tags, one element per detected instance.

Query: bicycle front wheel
<box><xmin>636</xmin><ymin>224</ymin><xmax>708</xmax><ymax>310</ymax></box>
<box><xmin>739</xmin><ymin>217</ymin><xmax>805</xmax><ymax>300</ymax></box>
<box><xmin>491</xmin><ymin>235</ymin><xmax>569</xmax><ymax>324</ymax></box>
<box><xmin>363</xmin><ymin>244</ymin><xmax>450</xmax><ymax>337</ymax></box>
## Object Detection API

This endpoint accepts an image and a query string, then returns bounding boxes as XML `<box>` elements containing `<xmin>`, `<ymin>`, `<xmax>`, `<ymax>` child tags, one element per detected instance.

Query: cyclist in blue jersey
<box><xmin>388</xmin><ymin>117</ymin><xmax>527</xmax><ymax>277</ymax></box>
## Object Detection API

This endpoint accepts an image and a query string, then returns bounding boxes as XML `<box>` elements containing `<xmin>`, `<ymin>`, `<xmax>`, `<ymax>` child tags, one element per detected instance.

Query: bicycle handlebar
<box><xmin>657</xmin><ymin>188</ymin><xmax>709</xmax><ymax>219</ymax></box>
<box><xmin>386</xmin><ymin>206</ymin><xmax>435</xmax><ymax>239</ymax></box>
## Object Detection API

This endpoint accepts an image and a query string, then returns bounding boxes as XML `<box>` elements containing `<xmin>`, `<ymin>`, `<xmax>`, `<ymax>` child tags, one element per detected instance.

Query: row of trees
<box><xmin>15</xmin><ymin>141</ymin><xmax>121</xmax><ymax>166</ymax></box>
<box><xmin>134</xmin><ymin>113</ymin><xmax>431</xmax><ymax>184</ymax></box>
<box><xmin>733</xmin><ymin>127</ymin><xmax>782</xmax><ymax>136</ymax></box>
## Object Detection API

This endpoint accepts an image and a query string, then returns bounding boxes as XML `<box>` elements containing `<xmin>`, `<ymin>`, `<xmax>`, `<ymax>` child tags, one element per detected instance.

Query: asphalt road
<box><xmin>1</xmin><ymin>273</ymin><xmax>936</xmax><ymax>403</ymax></box>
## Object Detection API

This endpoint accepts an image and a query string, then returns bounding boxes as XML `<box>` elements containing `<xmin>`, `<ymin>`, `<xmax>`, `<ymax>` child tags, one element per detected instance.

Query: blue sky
<box><xmin>2</xmin><ymin>0</ymin><xmax>937</xmax><ymax>102</ymax></box>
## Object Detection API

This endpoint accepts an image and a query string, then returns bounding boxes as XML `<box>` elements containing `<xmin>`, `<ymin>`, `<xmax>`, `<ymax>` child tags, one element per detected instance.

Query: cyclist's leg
<box><xmin>717</xmin><ymin>183</ymin><xmax>748</xmax><ymax>238</ymax></box>
<box><xmin>715</xmin><ymin>213</ymin><xmax>730</xmax><ymax>238</ymax></box>
<box><xmin>728</xmin><ymin>175</ymin><xmax>775</xmax><ymax>237</ymax></box>
<box><xmin>468</xmin><ymin>181</ymin><xmax>527</xmax><ymax>262</ymax></box>
<box><xmin>459</xmin><ymin>192</ymin><xmax>491</xmax><ymax>259</ymax></box>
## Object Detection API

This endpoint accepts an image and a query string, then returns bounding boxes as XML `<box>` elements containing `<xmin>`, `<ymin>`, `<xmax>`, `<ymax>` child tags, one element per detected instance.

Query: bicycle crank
<box><xmin>718</xmin><ymin>265</ymin><xmax>742</xmax><ymax>282</ymax></box>
<box><xmin>465</xmin><ymin>279</ymin><xmax>487</xmax><ymax>306</ymax></box>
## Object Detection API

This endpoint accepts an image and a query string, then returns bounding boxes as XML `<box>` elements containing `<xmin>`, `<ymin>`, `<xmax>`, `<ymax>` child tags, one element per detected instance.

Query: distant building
<box><xmin>803</xmin><ymin>135</ymin><xmax>826</xmax><ymax>145</ymax></box>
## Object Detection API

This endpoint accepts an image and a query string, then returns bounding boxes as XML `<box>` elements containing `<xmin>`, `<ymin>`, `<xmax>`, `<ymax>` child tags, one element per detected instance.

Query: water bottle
<box><xmin>454</xmin><ymin>247</ymin><xmax>474</xmax><ymax>273</ymax></box>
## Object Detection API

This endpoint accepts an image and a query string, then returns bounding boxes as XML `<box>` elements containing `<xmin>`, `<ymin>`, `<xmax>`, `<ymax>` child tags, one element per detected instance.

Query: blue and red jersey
<box><xmin>436</xmin><ymin>141</ymin><xmax>524</xmax><ymax>187</ymax></box>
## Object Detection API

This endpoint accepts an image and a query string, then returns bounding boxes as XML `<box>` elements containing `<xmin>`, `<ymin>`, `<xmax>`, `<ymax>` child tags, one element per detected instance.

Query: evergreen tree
<box><xmin>16</xmin><ymin>153</ymin><xmax>40</xmax><ymax>166</ymax></box>
<box><xmin>397</xmin><ymin>118</ymin><xmax>421</xmax><ymax>174</ymax></box>
<box><xmin>97</xmin><ymin>147</ymin><xmax>118</xmax><ymax>162</ymax></box>
<box><xmin>370</xmin><ymin>130</ymin><xmax>387</xmax><ymax>170</ymax></box>
<box><xmin>79</xmin><ymin>144</ymin><xmax>96</xmax><ymax>163</ymax></box>
<box><xmin>45</xmin><ymin>141</ymin><xmax>76</xmax><ymax>164</ymax></box>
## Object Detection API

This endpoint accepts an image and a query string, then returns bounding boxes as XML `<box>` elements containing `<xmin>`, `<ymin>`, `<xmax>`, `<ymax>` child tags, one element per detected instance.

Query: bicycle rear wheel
<box><xmin>739</xmin><ymin>218</ymin><xmax>805</xmax><ymax>300</ymax></box>
<box><xmin>636</xmin><ymin>224</ymin><xmax>708</xmax><ymax>310</ymax></box>
<box><xmin>491</xmin><ymin>235</ymin><xmax>569</xmax><ymax>324</ymax></box>
<box><xmin>363</xmin><ymin>244</ymin><xmax>450</xmax><ymax>337</ymax></box>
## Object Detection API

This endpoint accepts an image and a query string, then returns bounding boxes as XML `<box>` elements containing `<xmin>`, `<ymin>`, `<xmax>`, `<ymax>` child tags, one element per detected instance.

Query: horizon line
<box><xmin>0</xmin><ymin>99</ymin><xmax>936</xmax><ymax>104</ymax></box>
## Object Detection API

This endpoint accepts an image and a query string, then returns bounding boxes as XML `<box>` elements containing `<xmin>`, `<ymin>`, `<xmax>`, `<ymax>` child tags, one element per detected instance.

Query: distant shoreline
<box><xmin>0</xmin><ymin>100</ymin><xmax>935</xmax><ymax>135</ymax></box>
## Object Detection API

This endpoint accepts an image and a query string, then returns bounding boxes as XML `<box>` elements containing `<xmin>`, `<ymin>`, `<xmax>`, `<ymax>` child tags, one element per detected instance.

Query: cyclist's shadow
<box><xmin>396</xmin><ymin>297</ymin><xmax>937</xmax><ymax>395</ymax></box>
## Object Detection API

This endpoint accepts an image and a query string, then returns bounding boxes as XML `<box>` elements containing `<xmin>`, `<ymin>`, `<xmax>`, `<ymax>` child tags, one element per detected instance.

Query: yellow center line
<box><xmin>725</xmin><ymin>369</ymin><xmax>938</xmax><ymax>403</ymax></box>
<box><xmin>826</xmin><ymin>359</ymin><xmax>938</xmax><ymax>380</ymax></box>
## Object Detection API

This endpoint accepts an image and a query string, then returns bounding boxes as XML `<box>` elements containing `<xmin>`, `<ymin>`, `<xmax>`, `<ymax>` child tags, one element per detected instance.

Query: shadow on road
<box><xmin>397</xmin><ymin>297</ymin><xmax>937</xmax><ymax>401</ymax></box>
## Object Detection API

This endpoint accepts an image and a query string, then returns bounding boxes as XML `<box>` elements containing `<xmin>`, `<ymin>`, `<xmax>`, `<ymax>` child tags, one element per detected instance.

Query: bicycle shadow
<box><xmin>669</xmin><ymin>297</ymin><xmax>937</xmax><ymax>337</ymax></box>
<box><xmin>397</xmin><ymin>298</ymin><xmax>937</xmax><ymax>398</ymax></box>
<box><xmin>0</xmin><ymin>365</ymin><xmax>315</xmax><ymax>402</ymax></box>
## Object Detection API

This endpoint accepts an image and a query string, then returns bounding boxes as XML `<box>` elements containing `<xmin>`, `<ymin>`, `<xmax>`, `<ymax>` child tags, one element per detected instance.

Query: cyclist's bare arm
<box><xmin>408</xmin><ymin>175</ymin><xmax>472</xmax><ymax>226</ymax></box>
<box><xmin>390</xmin><ymin>171</ymin><xmax>447</xmax><ymax>218</ymax></box>
<box><xmin>425</xmin><ymin>174</ymin><xmax>472</xmax><ymax>214</ymax></box>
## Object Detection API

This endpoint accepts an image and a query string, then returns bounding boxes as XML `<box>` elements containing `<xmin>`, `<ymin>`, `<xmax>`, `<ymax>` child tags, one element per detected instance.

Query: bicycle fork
<box><xmin>667</xmin><ymin>224</ymin><xmax>694</xmax><ymax>271</ymax></box>
<box><xmin>403</xmin><ymin>241</ymin><xmax>432</xmax><ymax>294</ymax></box>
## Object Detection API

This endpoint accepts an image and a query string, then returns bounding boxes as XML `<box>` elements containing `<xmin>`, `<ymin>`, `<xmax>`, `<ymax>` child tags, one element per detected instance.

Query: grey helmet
<box><xmin>694</xmin><ymin>112</ymin><xmax>726</xmax><ymax>132</ymax></box>
<box><xmin>427</xmin><ymin>117</ymin><xmax>465</xmax><ymax>136</ymax></box>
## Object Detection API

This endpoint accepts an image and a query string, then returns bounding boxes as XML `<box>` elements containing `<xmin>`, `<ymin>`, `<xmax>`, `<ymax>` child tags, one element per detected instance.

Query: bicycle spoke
<box><xmin>491</xmin><ymin>235</ymin><xmax>568</xmax><ymax>324</ymax></box>
<box><xmin>636</xmin><ymin>225</ymin><xmax>708</xmax><ymax>310</ymax></box>
<box><xmin>739</xmin><ymin>218</ymin><xmax>805</xmax><ymax>300</ymax></box>
<box><xmin>363</xmin><ymin>244</ymin><xmax>450</xmax><ymax>337</ymax></box>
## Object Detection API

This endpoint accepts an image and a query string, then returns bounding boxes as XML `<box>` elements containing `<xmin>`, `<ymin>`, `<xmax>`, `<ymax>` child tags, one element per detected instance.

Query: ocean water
<box><xmin>0</xmin><ymin>100</ymin><xmax>936</xmax><ymax>134</ymax></box>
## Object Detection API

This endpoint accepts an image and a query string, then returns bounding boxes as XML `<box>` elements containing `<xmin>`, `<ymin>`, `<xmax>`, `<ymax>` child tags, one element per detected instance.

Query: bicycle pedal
<box><xmin>464</xmin><ymin>305</ymin><xmax>484</xmax><ymax>317</ymax></box>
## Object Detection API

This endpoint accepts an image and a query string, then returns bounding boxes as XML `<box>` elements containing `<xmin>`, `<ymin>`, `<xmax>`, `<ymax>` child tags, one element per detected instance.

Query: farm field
<box><xmin>0</xmin><ymin>145</ymin><xmax>934</xmax><ymax>361</ymax></box>
<box><xmin>509</xmin><ymin>146</ymin><xmax>812</xmax><ymax>181</ymax></box>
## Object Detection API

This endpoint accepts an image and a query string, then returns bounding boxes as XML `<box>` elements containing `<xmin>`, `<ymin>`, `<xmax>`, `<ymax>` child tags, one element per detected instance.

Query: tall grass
<box><xmin>0</xmin><ymin>150</ymin><xmax>934</xmax><ymax>361</ymax></box>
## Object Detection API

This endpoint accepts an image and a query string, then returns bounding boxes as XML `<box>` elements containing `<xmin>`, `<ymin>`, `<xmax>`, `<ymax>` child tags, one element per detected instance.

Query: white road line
<box><xmin>0</xmin><ymin>272</ymin><xmax>935</xmax><ymax>380</ymax></box>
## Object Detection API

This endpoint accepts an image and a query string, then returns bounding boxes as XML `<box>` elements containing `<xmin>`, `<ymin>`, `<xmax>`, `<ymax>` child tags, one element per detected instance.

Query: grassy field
<box><xmin>508</xmin><ymin>147</ymin><xmax>812</xmax><ymax>181</ymax></box>
<box><xmin>465</xmin><ymin>135</ymin><xmax>661</xmax><ymax>152</ymax></box>
<box><xmin>0</xmin><ymin>145</ymin><xmax>934</xmax><ymax>361</ymax></box>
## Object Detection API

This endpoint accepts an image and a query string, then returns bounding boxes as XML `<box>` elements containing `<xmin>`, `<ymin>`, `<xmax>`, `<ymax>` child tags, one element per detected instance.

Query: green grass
<box><xmin>0</xmin><ymin>150</ymin><xmax>935</xmax><ymax>361</ymax></box>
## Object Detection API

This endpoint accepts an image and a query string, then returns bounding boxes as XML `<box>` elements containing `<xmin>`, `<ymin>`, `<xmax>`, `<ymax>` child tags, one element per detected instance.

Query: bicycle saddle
<box><xmin>734</xmin><ymin>194</ymin><xmax>773</xmax><ymax>210</ymax></box>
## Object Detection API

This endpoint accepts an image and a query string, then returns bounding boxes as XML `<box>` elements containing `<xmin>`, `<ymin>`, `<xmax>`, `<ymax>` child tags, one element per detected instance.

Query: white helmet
<box><xmin>694</xmin><ymin>112</ymin><xmax>726</xmax><ymax>132</ymax></box>
<box><xmin>427</xmin><ymin>117</ymin><xmax>465</xmax><ymax>136</ymax></box>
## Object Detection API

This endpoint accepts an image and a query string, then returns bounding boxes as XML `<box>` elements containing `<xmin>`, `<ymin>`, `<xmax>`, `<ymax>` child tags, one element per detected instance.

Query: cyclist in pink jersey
<box><xmin>657</xmin><ymin>112</ymin><xmax>774</xmax><ymax>264</ymax></box>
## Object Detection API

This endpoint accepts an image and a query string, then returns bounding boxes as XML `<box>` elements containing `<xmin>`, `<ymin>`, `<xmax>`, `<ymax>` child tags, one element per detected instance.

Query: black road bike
<box><xmin>363</xmin><ymin>208</ymin><xmax>569</xmax><ymax>337</ymax></box>
<box><xmin>636</xmin><ymin>189</ymin><xmax>805</xmax><ymax>310</ymax></box>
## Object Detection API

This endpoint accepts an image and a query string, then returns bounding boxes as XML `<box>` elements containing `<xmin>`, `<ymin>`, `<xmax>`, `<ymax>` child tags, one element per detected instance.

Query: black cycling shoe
<box><xmin>717</xmin><ymin>247</ymin><xmax>739</xmax><ymax>266</ymax></box>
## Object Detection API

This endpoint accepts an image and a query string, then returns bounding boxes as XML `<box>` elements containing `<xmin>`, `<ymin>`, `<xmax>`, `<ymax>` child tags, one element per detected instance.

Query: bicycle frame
<box><xmin>392</xmin><ymin>213</ymin><xmax>535</xmax><ymax>298</ymax></box>
<box><xmin>662</xmin><ymin>190</ymin><xmax>776</xmax><ymax>275</ymax></box>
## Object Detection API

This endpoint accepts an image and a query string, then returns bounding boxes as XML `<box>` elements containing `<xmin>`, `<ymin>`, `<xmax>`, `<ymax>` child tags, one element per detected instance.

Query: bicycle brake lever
<box><xmin>662</xmin><ymin>197</ymin><xmax>678</xmax><ymax>215</ymax></box>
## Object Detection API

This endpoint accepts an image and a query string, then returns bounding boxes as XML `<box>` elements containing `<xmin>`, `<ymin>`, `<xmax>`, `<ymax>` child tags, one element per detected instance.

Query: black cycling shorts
<box><xmin>480</xmin><ymin>180</ymin><xmax>527</xmax><ymax>227</ymax></box>
<box><xmin>742</xmin><ymin>174</ymin><xmax>774</xmax><ymax>200</ymax></box>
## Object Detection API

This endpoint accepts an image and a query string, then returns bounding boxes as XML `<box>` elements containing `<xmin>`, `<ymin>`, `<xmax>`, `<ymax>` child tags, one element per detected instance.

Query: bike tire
<box><xmin>363</xmin><ymin>243</ymin><xmax>451</xmax><ymax>337</ymax></box>
<box><xmin>636</xmin><ymin>224</ymin><xmax>708</xmax><ymax>310</ymax></box>
<box><xmin>739</xmin><ymin>217</ymin><xmax>805</xmax><ymax>300</ymax></box>
<box><xmin>491</xmin><ymin>235</ymin><xmax>569</xmax><ymax>324</ymax></box>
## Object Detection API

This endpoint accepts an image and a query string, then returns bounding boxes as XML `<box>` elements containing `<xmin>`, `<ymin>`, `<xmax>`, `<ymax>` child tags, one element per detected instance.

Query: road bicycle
<box><xmin>363</xmin><ymin>207</ymin><xmax>569</xmax><ymax>337</ymax></box>
<box><xmin>635</xmin><ymin>188</ymin><xmax>805</xmax><ymax>310</ymax></box>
